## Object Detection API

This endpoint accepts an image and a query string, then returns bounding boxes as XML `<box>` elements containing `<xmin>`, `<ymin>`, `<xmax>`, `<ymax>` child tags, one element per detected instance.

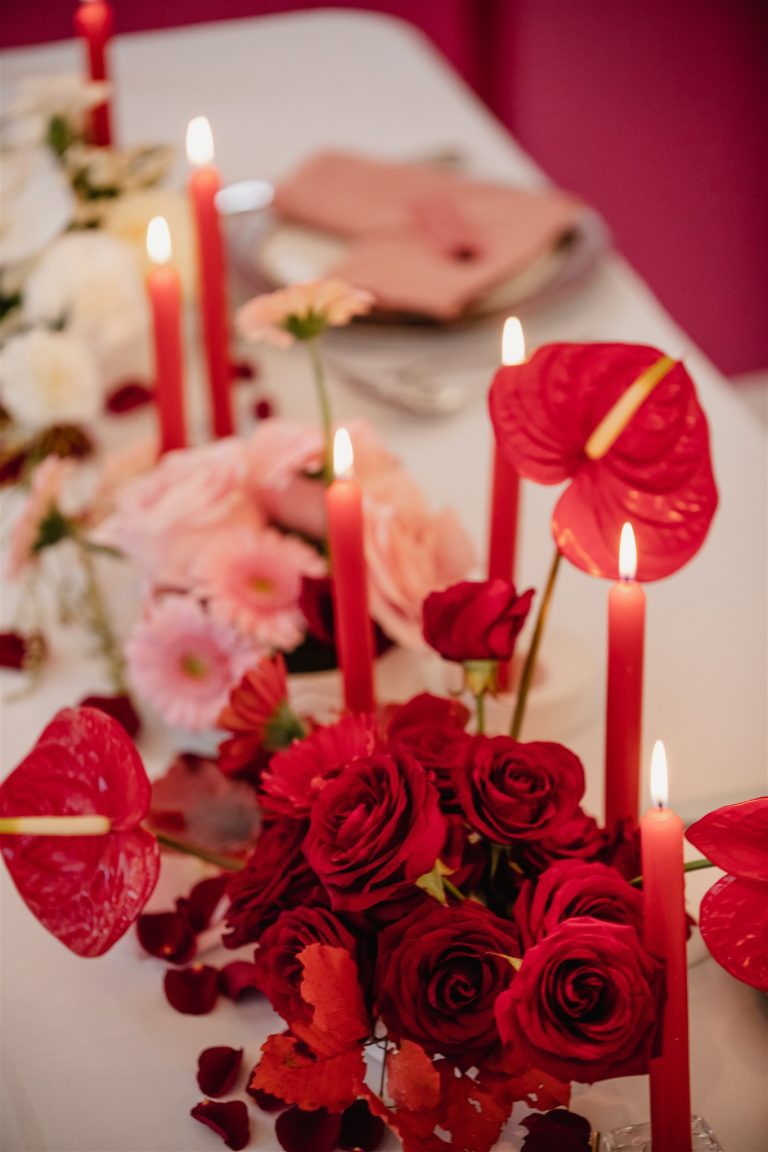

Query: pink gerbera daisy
<box><xmin>236</xmin><ymin>278</ymin><xmax>374</xmax><ymax>347</ymax></box>
<box><xmin>194</xmin><ymin>527</ymin><xmax>326</xmax><ymax>651</ymax></box>
<box><xmin>125</xmin><ymin>596</ymin><xmax>261</xmax><ymax>731</ymax></box>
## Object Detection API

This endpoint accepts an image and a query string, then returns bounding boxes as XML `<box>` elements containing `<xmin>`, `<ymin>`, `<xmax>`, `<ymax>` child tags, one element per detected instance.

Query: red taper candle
<box><xmin>641</xmin><ymin>741</ymin><xmax>692</xmax><ymax>1152</ymax></box>
<box><xmin>605</xmin><ymin>522</ymin><xmax>645</xmax><ymax>830</ymax></box>
<box><xmin>146</xmin><ymin>217</ymin><xmax>186</xmax><ymax>455</ymax></box>
<box><xmin>186</xmin><ymin>116</ymin><xmax>233</xmax><ymax>439</ymax></box>
<box><xmin>73</xmin><ymin>0</ymin><xmax>113</xmax><ymax>147</ymax></box>
<box><xmin>488</xmin><ymin>317</ymin><xmax>525</xmax><ymax>689</ymax></box>
<box><xmin>325</xmin><ymin>429</ymin><xmax>375</xmax><ymax>714</ymax></box>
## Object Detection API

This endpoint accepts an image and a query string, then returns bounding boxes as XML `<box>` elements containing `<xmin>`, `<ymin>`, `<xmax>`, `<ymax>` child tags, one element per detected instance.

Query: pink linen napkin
<box><xmin>273</xmin><ymin>151</ymin><xmax>586</xmax><ymax>319</ymax></box>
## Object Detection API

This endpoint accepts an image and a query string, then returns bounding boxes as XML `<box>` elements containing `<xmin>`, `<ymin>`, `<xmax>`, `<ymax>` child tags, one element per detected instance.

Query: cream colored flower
<box><xmin>0</xmin><ymin>147</ymin><xmax>75</xmax><ymax>267</ymax></box>
<box><xmin>101</xmin><ymin>187</ymin><xmax>196</xmax><ymax>298</ymax></box>
<box><xmin>0</xmin><ymin>328</ymin><xmax>101</xmax><ymax>429</ymax></box>
<box><xmin>0</xmin><ymin>73</ymin><xmax>109</xmax><ymax>149</ymax></box>
<box><xmin>237</xmin><ymin>278</ymin><xmax>374</xmax><ymax>346</ymax></box>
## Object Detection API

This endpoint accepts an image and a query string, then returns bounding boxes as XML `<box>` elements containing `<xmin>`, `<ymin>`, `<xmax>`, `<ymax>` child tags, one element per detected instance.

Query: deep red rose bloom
<box><xmin>224</xmin><ymin>819</ymin><xmax>325</xmax><ymax>947</ymax></box>
<box><xmin>495</xmin><ymin>917</ymin><xmax>663</xmax><ymax>1083</ymax></box>
<box><xmin>455</xmin><ymin>736</ymin><xmax>585</xmax><ymax>844</ymax></box>
<box><xmin>513</xmin><ymin>860</ymin><xmax>644</xmax><ymax>951</ymax></box>
<box><xmin>384</xmin><ymin>692</ymin><xmax>471</xmax><ymax>808</ymax></box>
<box><xmin>260</xmin><ymin>714</ymin><xmax>379</xmax><ymax>819</ymax></box>
<box><xmin>516</xmin><ymin>807</ymin><xmax>607</xmax><ymax>875</ymax></box>
<box><xmin>0</xmin><ymin>706</ymin><xmax>159</xmax><ymax>957</ymax></box>
<box><xmin>253</xmin><ymin>906</ymin><xmax>360</xmax><ymax>1025</ymax></box>
<box><xmin>521</xmin><ymin>1108</ymin><xmax>592</xmax><ymax>1152</ymax></box>
<box><xmin>303</xmin><ymin>751</ymin><xmax>446</xmax><ymax>912</ymax></box>
<box><xmin>422</xmin><ymin>578</ymin><xmax>534</xmax><ymax>663</ymax></box>
<box><xmin>375</xmin><ymin>899</ymin><xmax>520</xmax><ymax>1066</ymax></box>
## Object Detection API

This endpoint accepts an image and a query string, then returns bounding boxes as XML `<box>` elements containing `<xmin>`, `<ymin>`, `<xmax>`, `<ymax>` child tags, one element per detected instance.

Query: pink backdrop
<box><xmin>3</xmin><ymin>0</ymin><xmax>767</xmax><ymax>376</ymax></box>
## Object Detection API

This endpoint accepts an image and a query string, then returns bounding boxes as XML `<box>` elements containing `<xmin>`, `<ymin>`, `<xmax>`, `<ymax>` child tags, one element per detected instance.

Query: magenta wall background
<box><xmin>3</xmin><ymin>1</ymin><xmax>766</xmax><ymax>376</ymax></box>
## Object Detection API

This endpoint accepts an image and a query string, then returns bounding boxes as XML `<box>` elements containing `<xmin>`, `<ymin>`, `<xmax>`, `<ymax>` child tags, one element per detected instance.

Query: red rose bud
<box><xmin>495</xmin><ymin>917</ymin><xmax>664</xmax><ymax>1083</ymax></box>
<box><xmin>423</xmin><ymin>578</ymin><xmax>534</xmax><ymax>663</ymax></box>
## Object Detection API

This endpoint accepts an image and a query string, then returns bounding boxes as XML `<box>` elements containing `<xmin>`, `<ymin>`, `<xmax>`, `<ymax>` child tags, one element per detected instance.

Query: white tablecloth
<box><xmin>1</xmin><ymin>11</ymin><xmax>766</xmax><ymax>1151</ymax></box>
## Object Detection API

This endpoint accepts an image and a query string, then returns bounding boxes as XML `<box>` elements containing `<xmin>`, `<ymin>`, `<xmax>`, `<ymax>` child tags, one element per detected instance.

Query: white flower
<box><xmin>101</xmin><ymin>187</ymin><xmax>196</xmax><ymax>297</ymax></box>
<box><xmin>0</xmin><ymin>328</ymin><xmax>101</xmax><ymax>429</ymax></box>
<box><xmin>0</xmin><ymin>147</ymin><xmax>75</xmax><ymax>267</ymax></box>
<box><xmin>0</xmin><ymin>73</ymin><xmax>110</xmax><ymax>149</ymax></box>
<box><xmin>22</xmin><ymin>231</ymin><xmax>151</xmax><ymax>385</ymax></box>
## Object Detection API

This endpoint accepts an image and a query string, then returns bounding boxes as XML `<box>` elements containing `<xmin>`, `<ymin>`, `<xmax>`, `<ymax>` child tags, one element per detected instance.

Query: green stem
<box><xmin>629</xmin><ymin>856</ymin><xmax>715</xmax><ymax>889</ymax></box>
<box><xmin>510</xmin><ymin>548</ymin><xmax>562</xmax><ymax>740</ymax></box>
<box><xmin>76</xmin><ymin>539</ymin><xmax>128</xmax><ymax>694</ymax></box>
<box><xmin>307</xmin><ymin>340</ymin><xmax>334</xmax><ymax>486</ymax></box>
<box><xmin>154</xmin><ymin>831</ymin><xmax>245</xmax><ymax>872</ymax></box>
<box><xmin>443</xmin><ymin>878</ymin><xmax>466</xmax><ymax>902</ymax></box>
<box><xmin>475</xmin><ymin>690</ymin><xmax>486</xmax><ymax>734</ymax></box>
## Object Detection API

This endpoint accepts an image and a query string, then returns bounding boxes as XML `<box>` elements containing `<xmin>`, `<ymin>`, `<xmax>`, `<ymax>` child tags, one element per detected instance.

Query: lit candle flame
<box><xmin>618</xmin><ymin>522</ymin><xmax>637</xmax><ymax>581</ymax></box>
<box><xmin>186</xmin><ymin>115</ymin><xmax>214</xmax><ymax>167</ymax></box>
<box><xmin>333</xmin><ymin>428</ymin><xmax>354</xmax><ymax>480</ymax></box>
<box><xmin>146</xmin><ymin>216</ymin><xmax>172</xmax><ymax>265</ymax></box>
<box><xmin>501</xmin><ymin>317</ymin><xmax>525</xmax><ymax>366</ymax></box>
<box><xmin>650</xmin><ymin>740</ymin><xmax>668</xmax><ymax>808</ymax></box>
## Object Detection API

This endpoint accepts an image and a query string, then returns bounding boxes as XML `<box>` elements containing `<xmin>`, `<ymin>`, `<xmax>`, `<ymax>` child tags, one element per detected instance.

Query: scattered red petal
<box><xmin>0</xmin><ymin>630</ymin><xmax>46</xmax><ymax>671</ymax></box>
<box><xmin>254</xmin><ymin>398</ymin><xmax>274</xmax><ymax>420</ymax></box>
<box><xmin>686</xmin><ymin>797</ymin><xmax>768</xmax><ymax>882</ymax></box>
<box><xmin>275</xmin><ymin>1106</ymin><xmax>341</xmax><ymax>1152</ymax></box>
<box><xmin>137</xmin><ymin>908</ymin><xmax>196</xmax><ymax>964</ymax></box>
<box><xmin>230</xmin><ymin>359</ymin><xmax>258</xmax><ymax>381</ymax></box>
<box><xmin>339</xmin><ymin>1099</ymin><xmax>386</xmax><ymax>1151</ymax></box>
<box><xmin>218</xmin><ymin>960</ymin><xmax>263</xmax><ymax>1001</ymax></box>
<box><xmin>698</xmin><ymin>874</ymin><xmax>768</xmax><ymax>993</ymax></box>
<box><xmin>105</xmin><ymin>381</ymin><xmax>155</xmax><ymax>413</ymax></box>
<box><xmin>197</xmin><ymin>1046</ymin><xmax>244</xmax><ymax>1097</ymax></box>
<box><xmin>190</xmin><ymin>1100</ymin><xmax>250</xmax><ymax>1151</ymax></box>
<box><xmin>187</xmin><ymin>873</ymin><xmax>230</xmax><ymax>933</ymax></box>
<box><xmin>521</xmin><ymin>1108</ymin><xmax>592</xmax><ymax>1152</ymax></box>
<box><xmin>78</xmin><ymin>693</ymin><xmax>141</xmax><ymax>738</ymax></box>
<box><xmin>246</xmin><ymin>1083</ymin><xmax>288</xmax><ymax>1112</ymax></box>
<box><xmin>0</xmin><ymin>706</ymin><xmax>159</xmax><ymax>957</ymax></box>
<box><xmin>164</xmin><ymin>964</ymin><xmax>219</xmax><ymax>1014</ymax></box>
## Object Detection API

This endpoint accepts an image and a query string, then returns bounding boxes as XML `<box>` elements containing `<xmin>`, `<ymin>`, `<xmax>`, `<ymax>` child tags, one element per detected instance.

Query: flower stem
<box><xmin>378</xmin><ymin>1039</ymin><xmax>389</xmax><ymax>1099</ymax></box>
<box><xmin>153</xmin><ymin>831</ymin><xmax>245</xmax><ymax>872</ymax></box>
<box><xmin>510</xmin><ymin>547</ymin><xmax>562</xmax><ymax>740</ymax></box>
<box><xmin>443</xmin><ymin>878</ymin><xmax>466</xmax><ymax>902</ymax></box>
<box><xmin>475</xmin><ymin>690</ymin><xmax>486</xmax><ymax>734</ymax></box>
<box><xmin>76</xmin><ymin>539</ymin><xmax>128</xmax><ymax>694</ymax></box>
<box><xmin>307</xmin><ymin>340</ymin><xmax>334</xmax><ymax>486</ymax></box>
<box><xmin>628</xmin><ymin>856</ymin><xmax>715</xmax><ymax>888</ymax></box>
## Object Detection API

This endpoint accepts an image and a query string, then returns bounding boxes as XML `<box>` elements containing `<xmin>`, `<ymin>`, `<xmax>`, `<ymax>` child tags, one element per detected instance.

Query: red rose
<box><xmin>384</xmin><ymin>692</ymin><xmax>471</xmax><ymax>808</ymax></box>
<box><xmin>455</xmin><ymin>736</ymin><xmax>585</xmax><ymax>844</ymax></box>
<box><xmin>303</xmin><ymin>751</ymin><xmax>446</xmax><ymax>912</ymax></box>
<box><xmin>253</xmin><ymin>907</ymin><xmax>361</xmax><ymax>1025</ymax></box>
<box><xmin>224</xmin><ymin>820</ymin><xmax>325</xmax><ymax>947</ymax></box>
<box><xmin>495</xmin><ymin>917</ymin><xmax>663</xmax><ymax>1083</ymax></box>
<box><xmin>513</xmin><ymin>860</ymin><xmax>644</xmax><ymax>951</ymax></box>
<box><xmin>375</xmin><ymin>899</ymin><xmax>520</xmax><ymax>1066</ymax></box>
<box><xmin>516</xmin><ymin>807</ymin><xmax>607</xmax><ymax>874</ymax></box>
<box><xmin>422</xmin><ymin>578</ymin><xmax>534</xmax><ymax>662</ymax></box>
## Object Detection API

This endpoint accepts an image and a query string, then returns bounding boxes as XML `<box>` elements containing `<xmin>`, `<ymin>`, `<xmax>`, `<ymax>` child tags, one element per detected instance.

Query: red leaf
<box><xmin>0</xmin><ymin>707</ymin><xmax>159</xmax><ymax>956</ymax></box>
<box><xmin>197</xmin><ymin>1046</ymin><xmax>243</xmax><ymax>1097</ymax></box>
<box><xmin>698</xmin><ymin>874</ymin><xmax>768</xmax><ymax>993</ymax></box>
<box><xmin>292</xmin><ymin>943</ymin><xmax>370</xmax><ymax>1056</ymax></box>
<box><xmin>251</xmin><ymin>1032</ymin><xmax>365</xmax><ymax>1113</ymax></box>
<box><xmin>686</xmin><ymin>798</ymin><xmax>768</xmax><ymax>882</ymax></box>
<box><xmin>190</xmin><ymin>1100</ymin><xmax>250</xmax><ymax>1151</ymax></box>
<box><xmin>387</xmin><ymin>1040</ymin><xmax>440</xmax><ymax>1111</ymax></box>
<box><xmin>490</xmin><ymin>343</ymin><xmax>718</xmax><ymax>580</ymax></box>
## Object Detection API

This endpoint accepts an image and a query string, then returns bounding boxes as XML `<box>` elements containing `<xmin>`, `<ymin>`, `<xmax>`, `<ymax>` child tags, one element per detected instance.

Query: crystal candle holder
<box><xmin>602</xmin><ymin>1115</ymin><xmax>723</xmax><ymax>1151</ymax></box>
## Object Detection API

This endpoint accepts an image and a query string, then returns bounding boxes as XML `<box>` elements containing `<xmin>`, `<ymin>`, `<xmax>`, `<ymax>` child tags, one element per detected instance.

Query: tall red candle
<box><xmin>325</xmin><ymin>429</ymin><xmax>375</xmax><ymax>714</ymax></box>
<box><xmin>641</xmin><ymin>741</ymin><xmax>692</xmax><ymax>1152</ymax></box>
<box><xmin>146</xmin><ymin>217</ymin><xmax>186</xmax><ymax>455</ymax></box>
<box><xmin>605</xmin><ymin>522</ymin><xmax>645</xmax><ymax>830</ymax></box>
<box><xmin>73</xmin><ymin>0</ymin><xmax>113</xmax><ymax>147</ymax></box>
<box><xmin>186</xmin><ymin>116</ymin><xmax>233</xmax><ymax>440</ymax></box>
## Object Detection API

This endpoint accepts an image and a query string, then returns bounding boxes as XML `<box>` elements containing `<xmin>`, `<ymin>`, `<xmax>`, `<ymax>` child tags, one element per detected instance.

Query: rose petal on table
<box><xmin>521</xmin><ymin>1108</ymin><xmax>592</xmax><ymax>1151</ymax></box>
<box><xmin>490</xmin><ymin>342</ymin><xmax>718</xmax><ymax>580</ymax></box>
<box><xmin>686</xmin><ymin>797</ymin><xmax>768</xmax><ymax>882</ymax></box>
<box><xmin>137</xmin><ymin>908</ymin><xmax>196</xmax><ymax>964</ymax></box>
<box><xmin>230</xmin><ymin>358</ymin><xmax>259</xmax><ymax>381</ymax></box>
<box><xmin>275</xmin><ymin>1106</ymin><xmax>342</xmax><ymax>1152</ymax></box>
<box><xmin>105</xmin><ymin>380</ymin><xmax>155</xmax><ymax>413</ymax></box>
<box><xmin>339</xmin><ymin>1098</ymin><xmax>386</xmax><ymax>1151</ymax></box>
<box><xmin>187</xmin><ymin>873</ymin><xmax>230</xmax><ymax>933</ymax></box>
<box><xmin>164</xmin><ymin>964</ymin><xmax>219</xmax><ymax>1014</ymax></box>
<box><xmin>218</xmin><ymin>960</ymin><xmax>263</xmax><ymax>1001</ymax></box>
<box><xmin>0</xmin><ymin>630</ymin><xmax>46</xmax><ymax>671</ymax></box>
<box><xmin>78</xmin><ymin>693</ymin><xmax>142</xmax><ymax>738</ymax></box>
<box><xmin>698</xmin><ymin>874</ymin><xmax>768</xmax><ymax>993</ymax></box>
<box><xmin>0</xmin><ymin>706</ymin><xmax>159</xmax><ymax>956</ymax></box>
<box><xmin>190</xmin><ymin>1099</ymin><xmax>250</xmax><ymax>1151</ymax></box>
<box><xmin>196</xmin><ymin>1046</ymin><xmax>244</xmax><ymax>1097</ymax></box>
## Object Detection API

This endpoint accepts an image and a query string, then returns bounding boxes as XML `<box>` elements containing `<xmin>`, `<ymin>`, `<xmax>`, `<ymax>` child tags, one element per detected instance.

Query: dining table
<box><xmin>1</xmin><ymin>9</ymin><xmax>766</xmax><ymax>1152</ymax></box>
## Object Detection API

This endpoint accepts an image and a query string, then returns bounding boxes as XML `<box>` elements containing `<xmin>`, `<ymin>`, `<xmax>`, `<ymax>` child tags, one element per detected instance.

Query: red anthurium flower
<box><xmin>686</xmin><ymin>797</ymin><xmax>768</xmax><ymax>992</ymax></box>
<box><xmin>489</xmin><ymin>342</ymin><xmax>718</xmax><ymax>580</ymax></box>
<box><xmin>0</xmin><ymin>706</ymin><xmax>159</xmax><ymax>957</ymax></box>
